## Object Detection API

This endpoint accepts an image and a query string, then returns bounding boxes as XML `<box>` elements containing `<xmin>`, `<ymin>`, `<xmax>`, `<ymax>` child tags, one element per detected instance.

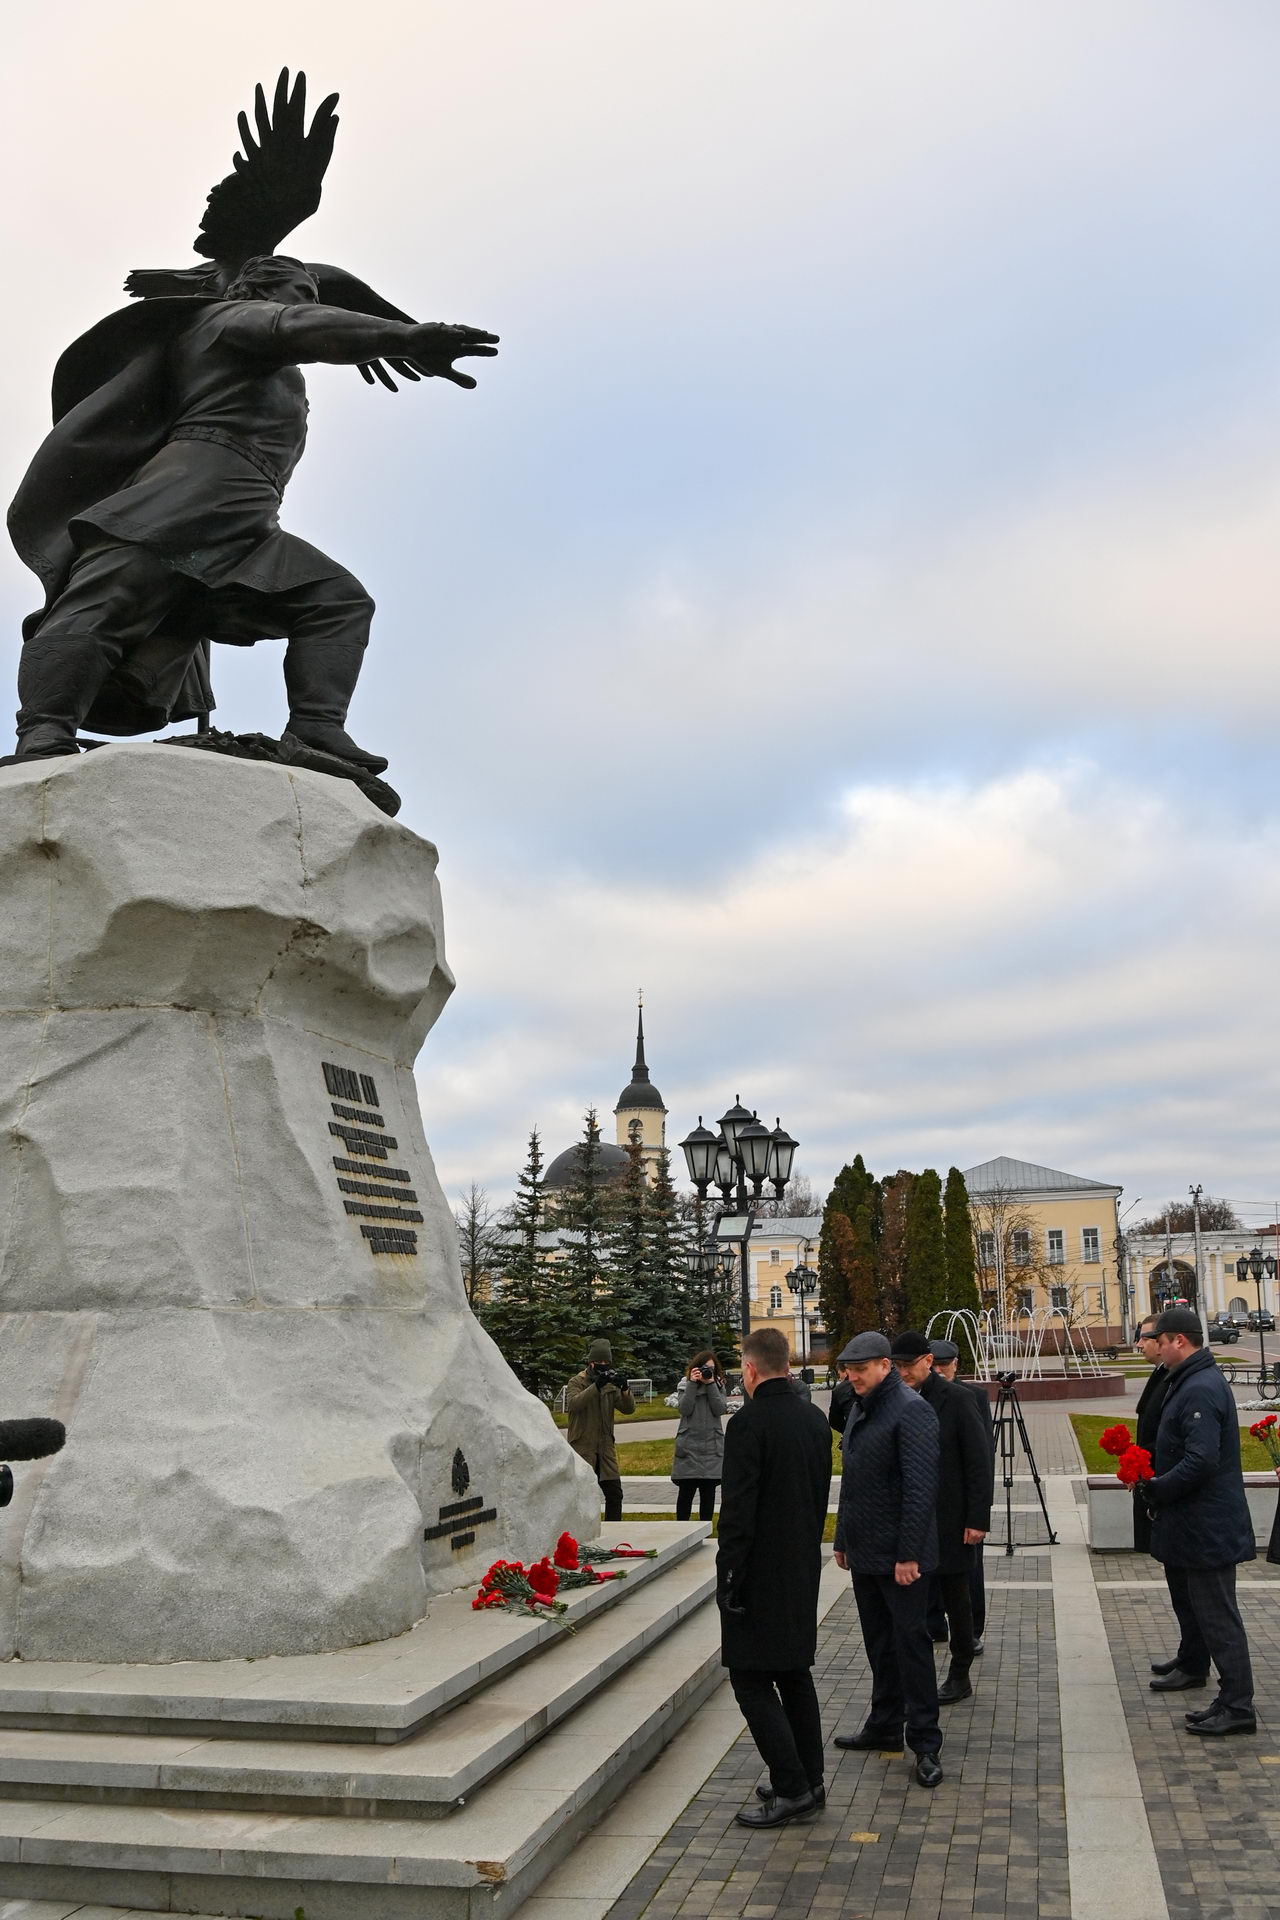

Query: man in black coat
<box><xmin>1143</xmin><ymin>1307</ymin><xmax>1257</xmax><ymax>1737</ymax></box>
<box><xmin>832</xmin><ymin>1332</ymin><xmax>944</xmax><ymax>1788</ymax></box>
<box><xmin>828</xmin><ymin>1361</ymin><xmax>855</xmax><ymax>1438</ymax></box>
<box><xmin>929</xmin><ymin>1338</ymin><xmax>994</xmax><ymax>1651</ymax></box>
<box><xmin>717</xmin><ymin>1325</ymin><xmax>834</xmax><ymax>1828</ymax></box>
<box><xmin>891</xmin><ymin>1332</ymin><xmax>991</xmax><ymax>1705</ymax></box>
<box><xmin>1132</xmin><ymin>1314</ymin><xmax>1172</xmax><ymax>1556</ymax></box>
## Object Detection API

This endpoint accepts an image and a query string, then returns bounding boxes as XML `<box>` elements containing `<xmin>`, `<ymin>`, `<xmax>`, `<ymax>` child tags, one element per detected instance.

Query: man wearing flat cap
<box><xmin>832</xmin><ymin>1331</ymin><xmax>944</xmax><ymax>1787</ymax></box>
<box><xmin>891</xmin><ymin>1332</ymin><xmax>991</xmax><ymax>1704</ymax></box>
<box><xmin>1143</xmin><ymin>1306</ymin><xmax>1257</xmax><ymax>1736</ymax></box>
<box><xmin>929</xmin><ymin>1337</ymin><xmax>994</xmax><ymax>1652</ymax></box>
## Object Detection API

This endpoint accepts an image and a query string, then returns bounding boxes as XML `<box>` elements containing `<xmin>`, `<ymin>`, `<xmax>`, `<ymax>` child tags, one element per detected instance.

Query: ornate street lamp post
<box><xmin>1236</xmin><ymin>1250</ymin><xmax>1277</xmax><ymax>1388</ymax></box>
<box><xmin>785</xmin><ymin>1260</ymin><xmax>819</xmax><ymax>1373</ymax></box>
<box><xmin>680</xmin><ymin>1101</ymin><xmax>798</xmax><ymax>1351</ymax></box>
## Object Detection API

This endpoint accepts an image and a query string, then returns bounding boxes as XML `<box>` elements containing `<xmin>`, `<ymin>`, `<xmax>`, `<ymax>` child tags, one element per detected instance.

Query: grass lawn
<box><xmin>615</xmin><ymin>1510</ymin><xmax>840</xmax><ymax>1543</ymax></box>
<box><xmin>1070</xmin><ymin>1412</ymin><xmax>1279</xmax><ymax>1474</ymax></box>
<box><xmin>616</xmin><ymin>1431</ymin><xmax>845</xmax><ymax>1477</ymax></box>
<box><xmin>551</xmin><ymin>1404</ymin><xmax>681</xmax><ymax>1428</ymax></box>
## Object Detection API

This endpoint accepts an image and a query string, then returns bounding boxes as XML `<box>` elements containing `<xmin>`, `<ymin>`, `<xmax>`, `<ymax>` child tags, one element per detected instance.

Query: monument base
<box><xmin>0</xmin><ymin>746</ymin><xmax>597</xmax><ymax>1663</ymax></box>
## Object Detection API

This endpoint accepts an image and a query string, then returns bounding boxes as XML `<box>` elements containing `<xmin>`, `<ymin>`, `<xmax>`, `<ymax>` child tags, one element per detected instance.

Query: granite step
<box><xmin>0</xmin><ymin>1522</ymin><xmax>705</xmax><ymax>1744</ymax></box>
<box><xmin>0</xmin><ymin>1542</ymin><xmax>716</xmax><ymax>1818</ymax></box>
<box><xmin>0</xmin><ymin>1603</ymin><xmax>724</xmax><ymax>1920</ymax></box>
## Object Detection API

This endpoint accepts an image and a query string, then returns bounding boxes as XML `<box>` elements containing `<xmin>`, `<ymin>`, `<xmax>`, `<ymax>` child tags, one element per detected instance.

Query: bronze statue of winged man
<box><xmin>5</xmin><ymin>70</ymin><xmax>497</xmax><ymax>780</ymax></box>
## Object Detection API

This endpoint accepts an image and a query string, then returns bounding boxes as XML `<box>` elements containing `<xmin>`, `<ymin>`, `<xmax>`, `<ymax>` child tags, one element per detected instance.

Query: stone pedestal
<box><xmin>0</xmin><ymin>745</ymin><xmax>597</xmax><ymax>1663</ymax></box>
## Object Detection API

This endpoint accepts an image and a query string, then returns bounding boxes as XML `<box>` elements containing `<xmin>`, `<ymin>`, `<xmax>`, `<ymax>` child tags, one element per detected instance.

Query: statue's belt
<box><xmin>166</xmin><ymin>425</ymin><xmax>284</xmax><ymax>494</ymax></box>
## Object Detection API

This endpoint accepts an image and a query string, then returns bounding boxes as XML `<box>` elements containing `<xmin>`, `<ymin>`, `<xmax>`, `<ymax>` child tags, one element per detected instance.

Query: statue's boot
<box><xmin>282</xmin><ymin>637</ymin><xmax>389</xmax><ymax>776</ymax></box>
<box><xmin>11</xmin><ymin>629</ymin><xmax>125</xmax><ymax>760</ymax></box>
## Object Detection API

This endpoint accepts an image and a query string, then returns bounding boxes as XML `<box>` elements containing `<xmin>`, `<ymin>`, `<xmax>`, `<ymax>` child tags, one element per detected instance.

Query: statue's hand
<box><xmin>404</xmin><ymin>322</ymin><xmax>500</xmax><ymax>389</ymax></box>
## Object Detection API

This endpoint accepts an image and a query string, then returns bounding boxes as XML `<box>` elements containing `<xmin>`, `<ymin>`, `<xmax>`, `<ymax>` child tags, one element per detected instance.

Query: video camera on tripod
<box><xmin>0</xmin><ymin>1418</ymin><xmax>66</xmax><ymax>1507</ymax></box>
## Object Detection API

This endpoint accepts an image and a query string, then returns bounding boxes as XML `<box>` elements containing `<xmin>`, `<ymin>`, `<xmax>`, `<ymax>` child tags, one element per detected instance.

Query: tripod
<box><xmin>991</xmin><ymin>1374</ymin><xmax>1057</xmax><ymax>1554</ymax></box>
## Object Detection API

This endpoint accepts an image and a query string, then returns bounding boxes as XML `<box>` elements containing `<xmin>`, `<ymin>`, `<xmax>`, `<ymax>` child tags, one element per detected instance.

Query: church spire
<box><xmin>632</xmin><ymin>989</ymin><xmax>650</xmax><ymax>1083</ymax></box>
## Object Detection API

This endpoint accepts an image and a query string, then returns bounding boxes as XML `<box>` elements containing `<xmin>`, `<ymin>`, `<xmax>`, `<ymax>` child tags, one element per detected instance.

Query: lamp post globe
<box><xmin>679</xmin><ymin>1119</ymin><xmax>720</xmax><ymax>1193</ymax></box>
<box><xmin>736</xmin><ymin>1115</ymin><xmax>775</xmax><ymax>1192</ymax></box>
<box><xmin>717</xmin><ymin>1099</ymin><xmax>755</xmax><ymax>1158</ymax></box>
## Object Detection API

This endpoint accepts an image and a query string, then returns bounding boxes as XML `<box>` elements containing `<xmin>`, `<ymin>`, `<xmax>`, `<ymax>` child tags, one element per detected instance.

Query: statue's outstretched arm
<box><xmin>275</xmin><ymin>305</ymin><xmax>499</xmax><ymax>389</ymax></box>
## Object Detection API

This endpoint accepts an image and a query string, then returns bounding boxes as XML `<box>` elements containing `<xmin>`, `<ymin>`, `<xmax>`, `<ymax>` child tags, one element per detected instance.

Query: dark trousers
<box><xmin>1164</xmin><ymin>1564</ymin><xmax>1254</xmax><ymax>1712</ymax></box>
<box><xmin>851</xmin><ymin>1572</ymin><xmax>942</xmax><ymax>1756</ymax></box>
<box><xmin>928</xmin><ymin>1548</ymin><xmax>984</xmax><ymax>1646</ymax></box>
<box><xmin>729</xmin><ymin>1667</ymin><xmax>823</xmax><ymax>1800</ymax></box>
<box><xmin>598</xmin><ymin>1476</ymin><xmax>623</xmax><ymax>1522</ymax></box>
<box><xmin>935</xmin><ymin>1570</ymin><xmax>975</xmax><ymax>1668</ymax></box>
<box><xmin>674</xmin><ymin>1479</ymin><xmax>718</xmax><ymax>1521</ymax></box>
<box><xmin>18</xmin><ymin>538</ymin><xmax>373</xmax><ymax>742</ymax></box>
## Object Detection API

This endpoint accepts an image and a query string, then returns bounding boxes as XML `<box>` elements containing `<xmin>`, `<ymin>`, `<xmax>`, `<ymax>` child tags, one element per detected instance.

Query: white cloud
<box><xmin>422</xmin><ymin>761</ymin><xmax>1280</xmax><ymax>1209</ymax></box>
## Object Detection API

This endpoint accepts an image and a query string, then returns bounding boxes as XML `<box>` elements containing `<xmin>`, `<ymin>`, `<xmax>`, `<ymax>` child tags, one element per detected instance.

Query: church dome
<box><xmin>614</xmin><ymin>1007</ymin><xmax>666</xmax><ymax>1113</ymax></box>
<box><xmin>543</xmin><ymin>1140</ymin><xmax>632</xmax><ymax>1191</ymax></box>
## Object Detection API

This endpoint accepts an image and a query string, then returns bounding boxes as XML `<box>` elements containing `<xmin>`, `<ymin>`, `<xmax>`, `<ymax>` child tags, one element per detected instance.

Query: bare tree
<box><xmin>454</xmin><ymin>1183</ymin><xmax>499</xmax><ymax>1306</ymax></box>
<box><xmin>967</xmin><ymin>1182</ymin><xmax>1062</xmax><ymax>1327</ymax></box>
<box><xmin>753</xmin><ymin>1169</ymin><xmax>826</xmax><ymax>1219</ymax></box>
<box><xmin>1133</xmin><ymin>1197</ymin><xmax>1241</xmax><ymax>1236</ymax></box>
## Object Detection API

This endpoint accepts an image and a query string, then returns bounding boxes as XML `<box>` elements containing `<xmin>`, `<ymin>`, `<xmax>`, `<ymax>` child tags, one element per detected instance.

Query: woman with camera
<box><xmin>672</xmin><ymin>1351</ymin><xmax>728</xmax><ymax>1521</ymax></box>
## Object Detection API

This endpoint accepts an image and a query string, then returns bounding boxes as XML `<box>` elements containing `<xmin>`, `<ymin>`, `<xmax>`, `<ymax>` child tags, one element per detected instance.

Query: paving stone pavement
<box><xmin>1101</xmin><ymin>1573</ymin><xmax>1280</xmax><ymax>1920</ymax></box>
<box><xmin>603</xmin><ymin>1575</ymin><xmax>1068</xmax><ymax>1920</ymax></box>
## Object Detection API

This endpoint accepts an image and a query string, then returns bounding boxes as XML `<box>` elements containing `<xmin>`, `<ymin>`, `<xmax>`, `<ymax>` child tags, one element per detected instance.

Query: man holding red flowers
<box><xmin>1142</xmin><ymin>1306</ymin><xmax>1257</xmax><ymax>1736</ymax></box>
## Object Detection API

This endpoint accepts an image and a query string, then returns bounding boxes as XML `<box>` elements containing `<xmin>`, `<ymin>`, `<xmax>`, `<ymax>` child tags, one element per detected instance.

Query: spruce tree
<box><xmin>645</xmin><ymin>1149</ymin><xmax>708</xmax><ymax>1381</ymax></box>
<box><xmin>481</xmin><ymin>1129</ymin><xmax>582</xmax><ymax>1397</ymax></box>
<box><xmin>903</xmin><ymin>1167</ymin><xmax>947</xmax><ymax>1330</ymax></box>
<box><xmin>557</xmin><ymin>1108</ymin><xmax>611</xmax><ymax>1329</ymax></box>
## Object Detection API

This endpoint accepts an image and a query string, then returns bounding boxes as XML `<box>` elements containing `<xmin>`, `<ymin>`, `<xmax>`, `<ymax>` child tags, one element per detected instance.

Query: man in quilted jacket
<box><xmin>831</xmin><ymin>1331</ymin><xmax>944</xmax><ymax>1787</ymax></box>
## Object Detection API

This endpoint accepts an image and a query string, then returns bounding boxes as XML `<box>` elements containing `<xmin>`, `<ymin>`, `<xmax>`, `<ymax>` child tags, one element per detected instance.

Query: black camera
<box><xmin>591</xmin><ymin>1363</ymin><xmax>622</xmax><ymax>1388</ymax></box>
<box><xmin>696</xmin><ymin>1364</ymin><xmax>715</xmax><ymax>1382</ymax></box>
<box><xmin>0</xmin><ymin>1418</ymin><xmax>66</xmax><ymax>1506</ymax></box>
<box><xmin>995</xmin><ymin>1370</ymin><xmax>1018</xmax><ymax>1387</ymax></box>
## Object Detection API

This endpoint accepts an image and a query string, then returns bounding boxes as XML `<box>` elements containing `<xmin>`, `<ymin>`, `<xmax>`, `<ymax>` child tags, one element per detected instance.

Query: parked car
<box><xmin>1247</xmin><ymin>1309</ymin><xmax>1276</xmax><ymax>1332</ymax></box>
<box><xmin>1207</xmin><ymin>1317</ymin><xmax>1240</xmax><ymax>1344</ymax></box>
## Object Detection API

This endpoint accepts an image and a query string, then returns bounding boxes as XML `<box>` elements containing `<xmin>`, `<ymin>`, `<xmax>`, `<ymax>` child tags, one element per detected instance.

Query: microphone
<box><xmin>0</xmin><ymin>1419</ymin><xmax>66</xmax><ymax>1461</ymax></box>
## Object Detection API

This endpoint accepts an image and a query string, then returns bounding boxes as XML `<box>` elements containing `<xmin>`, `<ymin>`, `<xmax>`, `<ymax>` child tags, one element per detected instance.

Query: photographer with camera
<box><xmin>671</xmin><ymin>1350</ymin><xmax>728</xmax><ymax>1521</ymax></box>
<box><xmin>563</xmin><ymin>1339</ymin><xmax>635</xmax><ymax>1522</ymax></box>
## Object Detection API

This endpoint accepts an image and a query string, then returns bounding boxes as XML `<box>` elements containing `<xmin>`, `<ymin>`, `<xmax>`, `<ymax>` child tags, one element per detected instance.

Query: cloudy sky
<box><xmin>3</xmin><ymin>2</ymin><xmax>1278</xmax><ymax>1223</ymax></box>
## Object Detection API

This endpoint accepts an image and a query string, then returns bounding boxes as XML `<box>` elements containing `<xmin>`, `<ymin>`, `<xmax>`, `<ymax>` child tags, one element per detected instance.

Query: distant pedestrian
<box><xmin>717</xmin><ymin>1326</ymin><xmax>833</xmax><ymax>1829</ymax></box>
<box><xmin>832</xmin><ymin>1332</ymin><xmax>944</xmax><ymax>1789</ymax></box>
<box><xmin>671</xmin><ymin>1350</ymin><xmax>728</xmax><ymax>1521</ymax></box>
<box><xmin>891</xmin><ymin>1332</ymin><xmax>990</xmax><ymax>1705</ymax></box>
<box><xmin>828</xmin><ymin>1360</ymin><xmax>855</xmax><ymax>1438</ymax></box>
<box><xmin>563</xmin><ymin>1339</ymin><xmax>635</xmax><ymax>1523</ymax></box>
<box><xmin>1143</xmin><ymin>1307</ymin><xmax>1257</xmax><ymax>1737</ymax></box>
<box><xmin>928</xmin><ymin>1338</ymin><xmax>993</xmax><ymax>1651</ymax></box>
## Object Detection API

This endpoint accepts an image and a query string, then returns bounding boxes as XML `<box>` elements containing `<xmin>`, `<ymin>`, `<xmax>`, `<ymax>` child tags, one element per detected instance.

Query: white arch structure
<box><xmin>926</xmin><ymin>1305</ymin><xmax>1104</xmax><ymax>1379</ymax></box>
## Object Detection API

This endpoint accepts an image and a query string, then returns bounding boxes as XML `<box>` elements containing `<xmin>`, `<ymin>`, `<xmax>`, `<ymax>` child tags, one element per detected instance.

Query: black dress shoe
<box><xmin>914</xmin><ymin>1753</ymin><xmax>944</xmax><ymax>1788</ymax></box>
<box><xmin>1150</xmin><ymin>1656</ymin><xmax>1182</xmax><ymax>1676</ymax></box>
<box><xmin>971</xmin><ymin>1637</ymin><xmax>984</xmax><ymax>1655</ymax></box>
<box><xmin>735</xmin><ymin>1788</ymin><xmax>819</xmax><ymax>1828</ymax></box>
<box><xmin>938</xmin><ymin>1664</ymin><xmax>973</xmax><ymax>1705</ymax></box>
<box><xmin>834</xmin><ymin>1725</ymin><xmax>903</xmax><ymax>1751</ymax></box>
<box><xmin>1149</xmin><ymin>1668</ymin><xmax>1208</xmax><ymax>1692</ymax></box>
<box><xmin>1185</xmin><ymin>1707</ymin><xmax>1257</xmax><ymax>1738</ymax></box>
<box><xmin>756</xmin><ymin>1783</ymin><xmax>825</xmax><ymax>1806</ymax></box>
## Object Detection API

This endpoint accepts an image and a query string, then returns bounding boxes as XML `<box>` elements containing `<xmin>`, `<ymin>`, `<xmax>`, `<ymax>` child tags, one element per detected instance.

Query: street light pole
<box><xmin>785</xmin><ymin>1261</ymin><xmax>818</xmax><ymax>1375</ymax></box>
<box><xmin>680</xmin><ymin>1103</ymin><xmax>798</xmax><ymax>1357</ymax></box>
<box><xmin>1238</xmin><ymin>1250</ymin><xmax>1277</xmax><ymax>1390</ymax></box>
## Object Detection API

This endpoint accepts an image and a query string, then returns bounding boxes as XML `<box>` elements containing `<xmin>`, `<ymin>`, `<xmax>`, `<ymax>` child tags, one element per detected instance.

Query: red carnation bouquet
<box><xmin>1248</xmin><ymin>1412</ymin><xmax>1280</xmax><ymax>1470</ymax></box>
<box><xmin>1115</xmin><ymin>1445</ymin><xmax>1154</xmax><ymax>1486</ymax></box>
<box><xmin>471</xmin><ymin>1557</ymin><xmax>568</xmax><ymax>1623</ymax></box>
<box><xmin>1099</xmin><ymin>1423</ymin><xmax>1133</xmax><ymax>1458</ymax></box>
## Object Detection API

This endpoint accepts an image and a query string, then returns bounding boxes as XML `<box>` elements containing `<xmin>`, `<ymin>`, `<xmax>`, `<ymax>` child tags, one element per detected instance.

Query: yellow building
<box><xmin>1124</xmin><ymin>1227</ymin><xmax>1278</xmax><ymax>1323</ymax></box>
<box><xmin>963</xmin><ymin>1156</ymin><xmax>1125</xmax><ymax>1343</ymax></box>
<box><xmin>743</xmin><ymin>1216</ymin><xmax>827</xmax><ymax>1367</ymax></box>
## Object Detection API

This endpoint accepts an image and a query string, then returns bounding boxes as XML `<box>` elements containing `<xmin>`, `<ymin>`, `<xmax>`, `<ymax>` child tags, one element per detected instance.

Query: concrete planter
<box><xmin>1086</xmin><ymin>1472</ymin><xmax>1280</xmax><ymax>1550</ymax></box>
